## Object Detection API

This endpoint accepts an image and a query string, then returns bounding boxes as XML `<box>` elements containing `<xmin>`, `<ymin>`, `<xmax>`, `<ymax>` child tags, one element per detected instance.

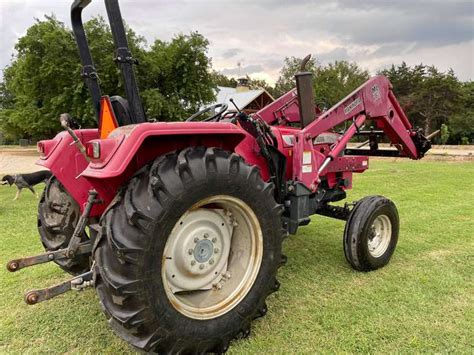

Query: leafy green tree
<box><xmin>448</xmin><ymin>81</ymin><xmax>473</xmax><ymax>144</ymax></box>
<box><xmin>313</xmin><ymin>61</ymin><xmax>369</xmax><ymax>108</ymax></box>
<box><xmin>247</xmin><ymin>77</ymin><xmax>275</xmax><ymax>97</ymax></box>
<box><xmin>440</xmin><ymin>124</ymin><xmax>449</xmax><ymax>145</ymax></box>
<box><xmin>141</xmin><ymin>32</ymin><xmax>215</xmax><ymax>121</ymax></box>
<box><xmin>0</xmin><ymin>15</ymin><xmax>78</xmax><ymax>140</ymax></box>
<box><xmin>274</xmin><ymin>56</ymin><xmax>318</xmax><ymax>97</ymax></box>
<box><xmin>0</xmin><ymin>18</ymin><xmax>215</xmax><ymax>140</ymax></box>
<box><xmin>274</xmin><ymin>57</ymin><xmax>369</xmax><ymax>107</ymax></box>
<box><xmin>380</xmin><ymin>63</ymin><xmax>464</xmax><ymax>138</ymax></box>
<box><xmin>211</xmin><ymin>71</ymin><xmax>237</xmax><ymax>88</ymax></box>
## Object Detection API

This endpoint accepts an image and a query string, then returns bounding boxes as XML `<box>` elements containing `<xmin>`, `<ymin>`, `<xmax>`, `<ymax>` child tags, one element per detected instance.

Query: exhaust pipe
<box><xmin>295</xmin><ymin>55</ymin><xmax>315</xmax><ymax>128</ymax></box>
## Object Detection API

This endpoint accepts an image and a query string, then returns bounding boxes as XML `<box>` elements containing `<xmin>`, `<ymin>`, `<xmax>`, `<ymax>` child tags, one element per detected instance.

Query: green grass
<box><xmin>0</xmin><ymin>145</ymin><xmax>36</xmax><ymax>150</ymax></box>
<box><xmin>1</xmin><ymin>159</ymin><xmax>473</xmax><ymax>353</ymax></box>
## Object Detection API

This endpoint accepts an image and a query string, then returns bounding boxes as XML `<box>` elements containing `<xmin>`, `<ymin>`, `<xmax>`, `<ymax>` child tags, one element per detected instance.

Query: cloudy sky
<box><xmin>0</xmin><ymin>0</ymin><xmax>473</xmax><ymax>84</ymax></box>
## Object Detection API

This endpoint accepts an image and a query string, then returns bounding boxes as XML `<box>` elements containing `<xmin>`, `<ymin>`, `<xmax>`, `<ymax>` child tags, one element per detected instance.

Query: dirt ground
<box><xmin>0</xmin><ymin>145</ymin><xmax>472</xmax><ymax>176</ymax></box>
<box><xmin>0</xmin><ymin>148</ymin><xmax>45</xmax><ymax>175</ymax></box>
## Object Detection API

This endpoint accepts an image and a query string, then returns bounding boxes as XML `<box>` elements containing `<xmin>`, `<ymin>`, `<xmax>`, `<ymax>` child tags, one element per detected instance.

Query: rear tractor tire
<box><xmin>343</xmin><ymin>195</ymin><xmax>399</xmax><ymax>271</ymax></box>
<box><xmin>94</xmin><ymin>147</ymin><xmax>285</xmax><ymax>353</ymax></box>
<box><xmin>38</xmin><ymin>177</ymin><xmax>90</xmax><ymax>275</ymax></box>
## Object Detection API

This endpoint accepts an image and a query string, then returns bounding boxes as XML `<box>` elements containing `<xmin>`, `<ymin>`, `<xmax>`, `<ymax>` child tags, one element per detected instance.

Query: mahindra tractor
<box><xmin>7</xmin><ymin>0</ymin><xmax>434</xmax><ymax>353</ymax></box>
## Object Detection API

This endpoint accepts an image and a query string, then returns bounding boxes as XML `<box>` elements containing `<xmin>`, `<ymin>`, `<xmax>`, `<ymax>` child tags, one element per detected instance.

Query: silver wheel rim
<box><xmin>162</xmin><ymin>195</ymin><xmax>263</xmax><ymax>320</ymax></box>
<box><xmin>368</xmin><ymin>214</ymin><xmax>392</xmax><ymax>258</ymax></box>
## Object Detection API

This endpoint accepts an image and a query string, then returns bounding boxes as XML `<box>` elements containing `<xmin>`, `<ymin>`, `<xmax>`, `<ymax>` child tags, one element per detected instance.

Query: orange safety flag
<box><xmin>98</xmin><ymin>96</ymin><xmax>118</xmax><ymax>139</ymax></box>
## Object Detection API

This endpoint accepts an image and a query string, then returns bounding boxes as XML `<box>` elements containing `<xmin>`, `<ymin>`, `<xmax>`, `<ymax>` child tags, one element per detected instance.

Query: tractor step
<box><xmin>24</xmin><ymin>270</ymin><xmax>93</xmax><ymax>305</ymax></box>
<box><xmin>6</xmin><ymin>243</ymin><xmax>92</xmax><ymax>272</ymax></box>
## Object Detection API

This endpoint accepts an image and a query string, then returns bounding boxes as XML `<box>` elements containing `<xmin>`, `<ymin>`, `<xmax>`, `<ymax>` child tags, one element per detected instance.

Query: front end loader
<box><xmin>7</xmin><ymin>0</ymin><xmax>433</xmax><ymax>352</ymax></box>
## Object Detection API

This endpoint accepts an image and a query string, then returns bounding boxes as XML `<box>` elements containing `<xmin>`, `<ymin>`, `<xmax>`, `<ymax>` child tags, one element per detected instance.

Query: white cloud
<box><xmin>0</xmin><ymin>0</ymin><xmax>473</xmax><ymax>83</ymax></box>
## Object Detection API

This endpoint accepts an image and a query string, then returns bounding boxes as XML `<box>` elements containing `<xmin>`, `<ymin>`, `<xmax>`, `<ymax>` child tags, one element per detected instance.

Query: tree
<box><xmin>140</xmin><ymin>32</ymin><xmax>215</xmax><ymax>121</ymax></box>
<box><xmin>0</xmin><ymin>15</ymin><xmax>79</xmax><ymax>140</ymax></box>
<box><xmin>379</xmin><ymin>63</ymin><xmax>465</xmax><ymax>138</ymax></box>
<box><xmin>273</xmin><ymin>57</ymin><xmax>369</xmax><ymax>107</ymax></box>
<box><xmin>211</xmin><ymin>71</ymin><xmax>237</xmax><ymax>88</ymax></box>
<box><xmin>274</xmin><ymin>56</ymin><xmax>318</xmax><ymax>97</ymax></box>
<box><xmin>313</xmin><ymin>61</ymin><xmax>369</xmax><ymax>108</ymax></box>
<box><xmin>247</xmin><ymin>77</ymin><xmax>276</xmax><ymax>97</ymax></box>
<box><xmin>448</xmin><ymin>81</ymin><xmax>473</xmax><ymax>144</ymax></box>
<box><xmin>0</xmin><ymin>18</ymin><xmax>215</xmax><ymax>140</ymax></box>
<box><xmin>440</xmin><ymin>124</ymin><xmax>449</xmax><ymax>145</ymax></box>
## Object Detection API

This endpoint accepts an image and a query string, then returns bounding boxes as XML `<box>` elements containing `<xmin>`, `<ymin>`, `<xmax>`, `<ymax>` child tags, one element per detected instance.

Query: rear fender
<box><xmin>36</xmin><ymin>129</ymin><xmax>101</xmax><ymax>214</ymax></box>
<box><xmin>80</xmin><ymin>122</ymin><xmax>264</xmax><ymax>214</ymax></box>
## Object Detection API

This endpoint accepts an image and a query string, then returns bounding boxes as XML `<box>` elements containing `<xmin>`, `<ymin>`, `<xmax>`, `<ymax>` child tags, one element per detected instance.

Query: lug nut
<box><xmin>199</xmin><ymin>264</ymin><xmax>205</xmax><ymax>270</ymax></box>
<box><xmin>212</xmin><ymin>237</ymin><xmax>217</xmax><ymax>243</ymax></box>
<box><xmin>214</xmin><ymin>248</ymin><xmax>219</xmax><ymax>254</ymax></box>
<box><xmin>191</xmin><ymin>260</ymin><xmax>196</xmax><ymax>266</ymax></box>
<box><xmin>204</xmin><ymin>233</ymin><xmax>209</xmax><ymax>239</ymax></box>
<box><xmin>209</xmin><ymin>259</ymin><xmax>214</xmax><ymax>265</ymax></box>
<box><xmin>188</xmin><ymin>249</ymin><xmax>193</xmax><ymax>255</ymax></box>
<box><xmin>194</xmin><ymin>237</ymin><xmax>199</xmax><ymax>243</ymax></box>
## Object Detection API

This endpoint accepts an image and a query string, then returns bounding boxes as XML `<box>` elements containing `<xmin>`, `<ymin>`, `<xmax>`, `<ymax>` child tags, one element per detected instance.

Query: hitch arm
<box><xmin>7</xmin><ymin>243</ymin><xmax>92</xmax><ymax>272</ymax></box>
<box><xmin>6</xmin><ymin>189</ymin><xmax>98</xmax><ymax>273</ymax></box>
<box><xmin>24</xmin><ymin>270</ymin><xmax>93</xmax><ymax>305</ymax></box>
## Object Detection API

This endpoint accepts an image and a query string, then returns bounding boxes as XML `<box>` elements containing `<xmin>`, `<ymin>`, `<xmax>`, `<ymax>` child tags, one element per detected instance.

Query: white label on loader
<box><xmin>302</xmin><ymin>165</ymin><xmax>312</xmax><ymax>173</ymax></box>
<box><xmin>344</xmin><ymin>97</ymin><xmax>362</xmax><ymax>115</ymax></box>
<box><xmin>303</xmin><ymin>151</ymin><xmax>312</xmax><ymax>165</ymax></box>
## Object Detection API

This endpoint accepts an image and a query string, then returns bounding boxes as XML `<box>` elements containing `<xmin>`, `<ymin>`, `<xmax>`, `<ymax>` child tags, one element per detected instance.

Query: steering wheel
<box><xmin>186</xmin><ymin>103</ymin><xmax>228</xmax><ymax>122</ymax></box>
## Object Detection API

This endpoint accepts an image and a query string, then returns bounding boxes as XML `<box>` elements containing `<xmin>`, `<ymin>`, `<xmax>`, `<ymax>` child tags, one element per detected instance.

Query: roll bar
<box><xmin>71</xmin><ymin>0</ymin><xmax>102</xmax><ymax>119</ymax></box>
<box><xmin>70</xmin><ymin>0</ymin><xmax>146</xmax><ymax>123</ymax></box>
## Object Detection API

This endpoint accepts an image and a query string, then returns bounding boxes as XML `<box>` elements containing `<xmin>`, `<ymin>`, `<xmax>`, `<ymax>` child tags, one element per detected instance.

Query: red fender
<box><xmin>38</xmin><ymin>122</ymin><xmax>262</xmax><ymax>216</ymax></box>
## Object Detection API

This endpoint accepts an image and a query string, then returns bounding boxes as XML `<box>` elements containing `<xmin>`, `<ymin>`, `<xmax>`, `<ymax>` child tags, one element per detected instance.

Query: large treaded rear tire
<box><xmin>94</xmin><ymin>147</ymin><xmax>285</xmax><ymax>353</ymax></box>
<box><xmin>37</xmin><ymin>177</ymin><xmax>90</xmax><ymax>275</ymax></box>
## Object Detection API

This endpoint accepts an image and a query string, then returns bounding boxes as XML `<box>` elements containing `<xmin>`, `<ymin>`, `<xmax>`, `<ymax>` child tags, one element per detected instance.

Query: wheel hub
<box><xmin>164</xmin><ymin>208</ymin><xmax>233</xmax><ymax>293</ymax></box>
<box><xmin>162</xmin><ymin>195</ymin><xmax>263</xmax><ymax>320</ymax></box>
<box><xmin>368</xmin><ymin>214</ymin><xmax>392</xmax><ymax>258</ymax></box>
<box><xmin>194</xmin><ymin>239</ymin><xmax>214</xmax><ymax>263</ymax></box>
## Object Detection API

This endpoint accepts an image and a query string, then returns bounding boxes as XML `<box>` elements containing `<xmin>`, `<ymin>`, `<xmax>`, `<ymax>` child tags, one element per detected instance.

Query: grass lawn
<box><xmin>0</xmin><ymin>159</ymin><xmax>473</xmax><ymax>353</ymax></box>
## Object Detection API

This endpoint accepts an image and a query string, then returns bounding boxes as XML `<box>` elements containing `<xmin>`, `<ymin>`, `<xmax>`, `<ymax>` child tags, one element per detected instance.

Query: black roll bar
<box><xmin>104</xmin><ymin>0</ymin><xmax>146</xmax><ymax>123</ymax></box>
<box><xmin>71</xmin><ymin>0</ymin><xmax>146</xmax><ymax>124</ymax></box>
<box><xmin>71</xmin><ymin>0</ymin><xmax>102</xmax><ymax>119</ymax></box>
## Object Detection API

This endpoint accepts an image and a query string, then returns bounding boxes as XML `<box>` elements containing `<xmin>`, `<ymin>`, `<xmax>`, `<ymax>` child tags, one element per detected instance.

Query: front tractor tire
<box><xmin>94</xmin><ymin>147</ymin><xmax>285</xmax><ymax>353</ymax></box>
<box><xmin>343</xmin><ymin>195</ymin><xmax>399</xmax><ymax>271</ymax></box>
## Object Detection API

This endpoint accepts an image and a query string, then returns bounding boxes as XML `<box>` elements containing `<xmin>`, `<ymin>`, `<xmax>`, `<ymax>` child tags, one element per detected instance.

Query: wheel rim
<box><xmin>368</xmin><ymin>214</ymin><xmax>392</xmax><ymax>258</ymax></box>
<box><xmin>162</xmin><ymin>195</ymin><xmax>263</xmax><ymax>320</ymax></box>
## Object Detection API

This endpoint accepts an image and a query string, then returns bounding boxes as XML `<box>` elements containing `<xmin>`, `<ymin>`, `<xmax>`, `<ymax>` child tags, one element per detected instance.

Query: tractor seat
<box><xmin>110</xmin><ymin>95</ymin><xmax>133</xmax><ymax>126</ymax></box>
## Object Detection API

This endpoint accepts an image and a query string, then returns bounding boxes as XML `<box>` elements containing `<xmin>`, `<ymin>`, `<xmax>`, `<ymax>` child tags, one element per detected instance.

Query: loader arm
<box><xmin>303</xmin><ymin>75</ymin><xmax>430</xmax><ymax>161</ymax></box>
<box><xmin>261</xmin><ymin>75</ymin><xmax>432</xmax><ymax>193</ymax></box>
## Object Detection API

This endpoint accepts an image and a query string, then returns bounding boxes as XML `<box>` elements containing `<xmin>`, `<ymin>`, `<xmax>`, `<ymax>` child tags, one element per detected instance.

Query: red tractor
<box><xmin>7</xmin><ymin>0</ymin><xmax>433</xmax><ymax>352</ymax></box>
